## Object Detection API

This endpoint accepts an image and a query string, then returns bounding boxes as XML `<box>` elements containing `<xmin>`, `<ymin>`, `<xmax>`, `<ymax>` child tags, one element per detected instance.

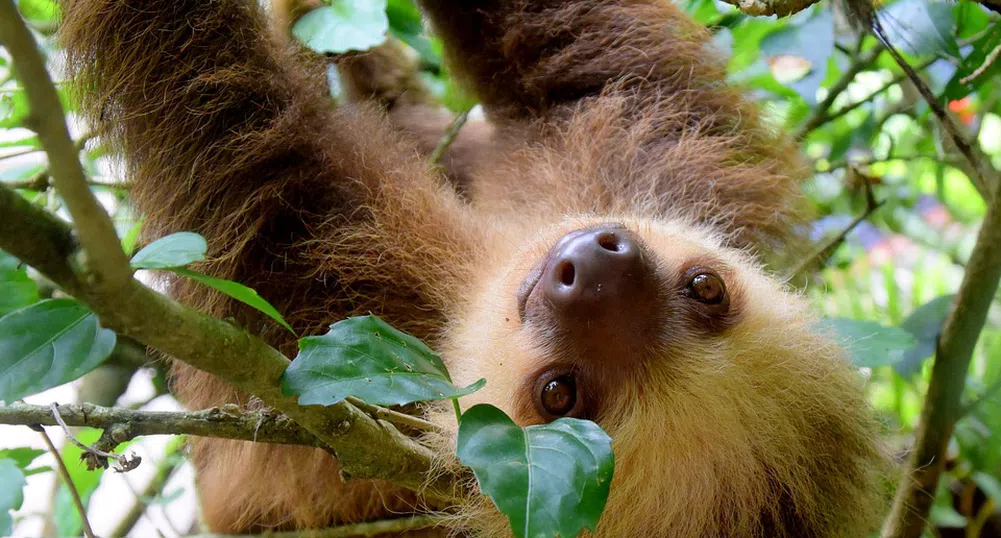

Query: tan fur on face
<box><xmin>436</xmin><ymin>216</ymin><xmax>889</xmax><ymax>537</ymax></box>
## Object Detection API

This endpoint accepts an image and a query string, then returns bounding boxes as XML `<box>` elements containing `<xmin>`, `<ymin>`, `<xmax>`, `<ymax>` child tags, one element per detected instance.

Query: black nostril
<box><xmin>557</xmin><ymin>261</ymin><xmax>576</xmax><ymax>286</ymax></box>
<box><xmin>597</xmin><ymin>232</ymin><xmax>620</xmax><ymax>252</ymax></box>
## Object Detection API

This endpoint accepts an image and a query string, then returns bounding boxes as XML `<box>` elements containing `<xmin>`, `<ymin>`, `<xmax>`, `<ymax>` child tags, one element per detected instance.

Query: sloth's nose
<box><xmin>523</xmin><ymin>225</ymin><xmax>659</xmax><ymax>353</ymax></box>
<box><xmin>542</xmin><ymin>226</ymin><xmax>647</xmax><ymax>311</ymax></box>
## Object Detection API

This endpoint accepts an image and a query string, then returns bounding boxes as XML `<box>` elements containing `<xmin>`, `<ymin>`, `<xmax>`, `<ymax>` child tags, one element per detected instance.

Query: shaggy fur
<box><xmin>60</xmin><ymin>0</ymin><xmax>889</xmax><ymax>536</ymax></box>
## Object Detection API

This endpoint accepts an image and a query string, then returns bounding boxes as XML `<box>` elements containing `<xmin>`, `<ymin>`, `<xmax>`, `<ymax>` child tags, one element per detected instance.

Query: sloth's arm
<box><xmin>418</xmin><ymin>0</ymin><xmax>727</xmax><ymax>122</ymax></box>
<box><xmin>60</xmin><ymin>0</ymin><xmax>476</xmax><ymax>343</ymax></box>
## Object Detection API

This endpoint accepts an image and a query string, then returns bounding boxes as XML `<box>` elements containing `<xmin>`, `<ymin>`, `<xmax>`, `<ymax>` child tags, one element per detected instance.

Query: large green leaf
<box><xmin>130</xmin><ymin>231</ymin><xmax>206</xmax><ymax>269</ymax></box>
<box><xmin>893</xmin><ymin>294</ymin><xmax>955</xmax><ymax>376</ymax></box>
<box><xmin>172</xmin><ymin>268</ymin><xmax>293</xmax><ymax>334</ymax></box>
<box><xmin>0</xmin><ymin>299</ymin><xmax>116</xmax><ymax>403</ymax></box>
<box><xmin>877</xmin><ymin>0</ymin><xmax>959</xmax><ymax>58</ymax></box>
<box><xmin>0</xmin><ymin>459</ymin><xmax>25</xmax><ymax>536</ymax></box>
<box><xmin>293</xmin><ymin>0</ymin><xmax>389</xmax><ymax>54</ymax></box>
<box><xmin>457</xmin><ymin>404</ymin><xmax>614</xmax><ymax>538</ymax></box>
<box><xmin>282</xmin><ymin>315</ymin><xmax>484</xmax><ymax>407</ymax></box>
<box><xmin>818</xmin><ymin>317</ymin><xmax>916</xmax><ymax>368</ymax></box>
<box><xmin>0</xmin><ymin>448</ymin><xmax>45</xmax><ymax>470</ymax></box>
<box><xmin>0</xmin><ymin>250</ymin><xmax>39</xmax><ymax>316</ymax></box>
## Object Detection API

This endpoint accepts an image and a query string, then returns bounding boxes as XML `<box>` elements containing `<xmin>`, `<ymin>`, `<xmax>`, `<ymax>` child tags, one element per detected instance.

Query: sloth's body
<box><xmin>61</xmin><ymin>0</ymin><xmax>889</xmax><ymax>536</ymax></box>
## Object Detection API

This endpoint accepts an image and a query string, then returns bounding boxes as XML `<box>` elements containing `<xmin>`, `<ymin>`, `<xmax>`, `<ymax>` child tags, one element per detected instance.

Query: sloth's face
<box><xmin>440</xmin><ymin>215</ymin><xmax>887</xmax><ymax>536</ymax></box>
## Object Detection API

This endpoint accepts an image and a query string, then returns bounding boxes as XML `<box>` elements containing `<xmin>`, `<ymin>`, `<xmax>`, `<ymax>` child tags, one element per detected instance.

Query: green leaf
<box><xmin>0</xmin><ymin>299</ymin><xmax>116</xmax><ymax>403</ymax></box>
<box><xmin>293</xmin><ymin>0</ymin><xmax>389</xmax><ymax>54</ymax></box>
<box><xmin>282</xmin><ymin>315</ymin><xmax>484</xmax><ymax>407</ymax></box>
<box><xmin>818</xmin><ymin>317</ymin><xmax>917</xmax><ymax>368</ymax></box>
<box><xmin>16</xmin><ymin>0</ymin><xmax>60</xmax><ymax>22</ymax></box>
<box><xmin>0</xmin><ymin>448</ymin><xmax>45</xmax><ymax>470</ymax></box>
<box><xmin>456</xmin><ymin>404</ymin><xmax>614</xmax><ymax>538</ymax></box>
<box><xmin>0</xmin><ymin>250</ymin><xmax>39</xmax><ymax>316</ymax></box>
<box><xmin>0</xmin><ymin>459</ymin><xmax>25</xmax><ymax>536</ymax></box>
<box><xmin>760</xmin><ymin>7</ymin><xmax>834</xmax><ymax>104</ymax></box>
<box><xmin>386</xmin><ymin>0</ymin><xmax>440</xmax><ymax>67</ymax></box>
<box><xmin>171</xmin><ymin>268</ymin><xmax>294</xmax><ymax>334</ymax></box>
<box><xmin>130</xmin><ymin>231</ymin><xmax>206</xmax><ymax>269</ymax></box>
<box><xmin>0</xmin><ymin>89</ymin><xmax>29</xmax><ymax>129</ymax></box>
<box><xmin>893</xmin><ymin>294</ymin><xmax>955</xmax><ymax>376</ymax></box>
<box><xmin>877</xmin><ymin>0</ymin><xmax>959</xmax><ymax>58</ymax></box>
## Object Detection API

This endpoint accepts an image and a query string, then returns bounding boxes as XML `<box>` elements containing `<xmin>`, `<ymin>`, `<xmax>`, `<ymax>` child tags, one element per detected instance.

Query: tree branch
<box><xmin>186</xmin><ymin>515</ymin><xmax>443</xmax><ymax>538</ymax></box>
<box><xmin>718</xmin><ymin>0</ymin><xmax>1001</xmax><ymax>17</ymax></box>
<box><xmin>0</xmin><ymin>0</ymin><xmax>131</xmax><ymax>287</ymax></box>
<box><xmin>0</xmin><ymin>402</ymin><xmax>325</xmax><ymax>447</ymax></box>
<box><xmin>881</xmin><ymin>162</ymin><xmax>1001</xmax><ymax>538</ymax></box>
<box><xmin>875</xmin><ymin>25</ymin><xmax>999</xmax><ymax>200</ymax></box>
<box><xmin>0</xmin><ymin>160</ymin><xmax>453</xmax><ymax>497</ymax></box>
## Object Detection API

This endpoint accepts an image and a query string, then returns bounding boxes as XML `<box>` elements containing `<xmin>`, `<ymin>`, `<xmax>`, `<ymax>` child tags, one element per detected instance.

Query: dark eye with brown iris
<box><xmin>540</xmin><ymin>375</ymin><xmax>577</xmax><ymax>416</ymax></box>
<box><xmin>688</xmin><ymin>273</ymin><xmax>726</xmax><ymax>304</ymax></box>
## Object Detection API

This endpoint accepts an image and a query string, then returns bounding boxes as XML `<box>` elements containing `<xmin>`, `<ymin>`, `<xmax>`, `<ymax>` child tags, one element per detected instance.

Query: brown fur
<box><xmin>60</xmin><ymin>0</ymin><xmax>889</xmax><ymax>536</ymax></box>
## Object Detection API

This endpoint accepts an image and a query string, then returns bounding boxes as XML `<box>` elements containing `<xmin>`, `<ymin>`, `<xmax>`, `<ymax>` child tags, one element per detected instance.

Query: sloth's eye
<box><xmin>687</xmin><ymin>273</ymin><xmax>726</xmax><ymax>304</ymax></box>
<box><xmin>539</xmin><ymin>375</ymin><xmax>577</xmax><ymax>417</ymax></box>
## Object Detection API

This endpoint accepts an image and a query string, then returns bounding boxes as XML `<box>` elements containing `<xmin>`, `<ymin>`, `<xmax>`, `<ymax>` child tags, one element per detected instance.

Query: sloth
<box><xmin>60</xmin><ymin>0</ymin><xmax>891</xmax><ymax>536</ymax></box>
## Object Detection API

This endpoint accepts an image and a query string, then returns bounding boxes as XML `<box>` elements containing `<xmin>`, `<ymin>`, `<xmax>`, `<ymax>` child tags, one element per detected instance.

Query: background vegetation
<box><xmin>1</xmin><ymin>0</ymin><xmax>1000</xmax><ymax>536</ymax></box>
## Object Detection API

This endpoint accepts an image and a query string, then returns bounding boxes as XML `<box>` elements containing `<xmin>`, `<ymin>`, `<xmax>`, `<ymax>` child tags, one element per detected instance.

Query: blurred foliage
<box><xmin>1</xmin><ymin>0</ymin><xmax>1000</xmax><ymax>535</ymax></box>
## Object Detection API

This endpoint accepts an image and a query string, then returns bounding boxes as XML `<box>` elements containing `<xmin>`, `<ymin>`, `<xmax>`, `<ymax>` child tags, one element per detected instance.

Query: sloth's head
<box><xmin>440</xmin><ymin>215</ymin><xmax>890</xmax><ymax>537</ymax></box>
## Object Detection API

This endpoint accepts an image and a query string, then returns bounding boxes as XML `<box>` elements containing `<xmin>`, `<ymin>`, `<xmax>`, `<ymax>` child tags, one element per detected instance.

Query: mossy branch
<box><xmin>0</xmin><ymin>3</ymin><xmax>455</xmax><ymax>498</ymax></box>
<box><xmin>0</xmin><ymin>402</ymin><xmax>326</xmax><ymax>448</ymax></box>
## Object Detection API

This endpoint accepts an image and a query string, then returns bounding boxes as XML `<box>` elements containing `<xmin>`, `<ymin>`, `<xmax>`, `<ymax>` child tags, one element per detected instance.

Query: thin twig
<box><xmin>4</xmin><ymin>170</ymin><xmax>127</xmax><ymax>191</ymax></box>
<box><xmin>824</xmin><ymin>153</ymin><xmax>962</xmax><ymax>172</ymax></box>
<box><xmin>795</xmin><ymin>44</ymin><xmax>885</xmax><ymax>141</ymax></box>
<box><xmin>36</xmin><ymin>427</ymin><xmax>97</xmax><ymax>538</ymax></box>
<box><xmin>0</xmin><ymin>146</ymin><xmax>42</xmax><ymax>162</ymax></box>
<box><xmin>109</xmin><ymin>442</ymin><xmax>184</xmax><ymax>538</ymax></box>
<box><xmin>960</xmin><ymin>41</ymin><xmax>1001</xmax><ymax>85</ymax></box>
<box><xmin>874</xmin><ymin>22</ymin><xmax>999</xmax><ymax>200</ymax></box>
<box><xmin>816</xmin><ymin>56</ymin><xmax>941</xmax><ymax>130</ymax></box>
<box><xmin>49</xmin><ymin>402</ymin><xmax>142</xmax><ymax>472</ymax></box>
<box><xmin>186</xmin><ymin>515</ymin><xmax>444</xmax><ymax>538</ymax></box>
<box><xmin>345</xmin><ymin>396</ymin><xmax>440</xmax><ymax>433</ymax></box>
<box><xmin>792</xmin><ymin>169</ymin><xmax>883</xmax><ymax>277</ymax></box>
<box><xmin>429</xmin><ymin>108</ymin><xmax>472</xmax><ymax>166</ymax></box>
